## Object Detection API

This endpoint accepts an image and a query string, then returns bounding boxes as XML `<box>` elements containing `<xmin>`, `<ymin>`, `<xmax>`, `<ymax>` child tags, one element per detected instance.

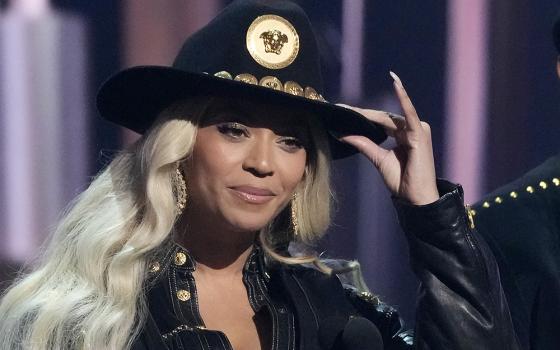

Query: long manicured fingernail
<box><xmin>336</xmin><ymin>103</ymin><xmax>351</xmax><ymax>110</ymax></box>
<box><xmin>389</xmin><ymin>71</ymin><xmax>404</xmax><ymax>89</ymax></box>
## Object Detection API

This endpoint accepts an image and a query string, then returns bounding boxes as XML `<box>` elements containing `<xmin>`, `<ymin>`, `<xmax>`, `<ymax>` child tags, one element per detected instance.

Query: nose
<box><xmin>242</xmin><ymin>136</ymin><xmax>274</xmax><ymax>178</ymax></box>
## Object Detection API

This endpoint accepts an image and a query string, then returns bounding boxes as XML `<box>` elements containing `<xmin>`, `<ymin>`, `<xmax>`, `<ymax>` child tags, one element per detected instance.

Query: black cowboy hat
<box><xmin>96</xmin><ymin>0</ymin><xmax>387</xmax><ymax>159</ymax></box>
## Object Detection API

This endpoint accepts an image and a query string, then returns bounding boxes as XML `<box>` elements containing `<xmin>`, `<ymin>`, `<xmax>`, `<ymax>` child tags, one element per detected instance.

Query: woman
<box><xmin>0</xmin><ymin>0</ymin><xmax>520</xmax><ymax>349</ymax></box>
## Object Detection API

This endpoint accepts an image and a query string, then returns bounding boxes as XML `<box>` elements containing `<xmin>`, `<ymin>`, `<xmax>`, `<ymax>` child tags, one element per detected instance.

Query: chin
<box><xmin>225</xmin><ymin>211</ymin><xmax>276</xmax><ymax>233</ymax></box>
<box><xmin>230</xmin><ymin>219</ymin><xmax>270</xmax><ymax>233</ymax></box>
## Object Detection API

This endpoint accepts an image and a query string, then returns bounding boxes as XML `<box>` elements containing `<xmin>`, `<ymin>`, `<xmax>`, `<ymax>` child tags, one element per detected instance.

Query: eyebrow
<box><xmin>203</xmin><ymin>101</ymin><xmax>309</xmax><ymax>135</ymax></box>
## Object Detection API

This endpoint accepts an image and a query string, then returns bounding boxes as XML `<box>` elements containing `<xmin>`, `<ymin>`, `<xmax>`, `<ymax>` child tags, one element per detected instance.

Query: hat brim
<box><xmin>96</xmin><ymin>66</ymin><xmax>387</xmax><ymax>159</ymax></box>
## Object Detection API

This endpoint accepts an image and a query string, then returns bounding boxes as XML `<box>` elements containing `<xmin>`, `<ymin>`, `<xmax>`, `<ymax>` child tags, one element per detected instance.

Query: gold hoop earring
<box><xmin>175</xmin><ymin>167</ymin><xmax>187</xmax><ymax>214</ymax></box>
<box><xmin>291</xmin><ymin>194</ymin><xmax>299</xmax><ymax>237</ymax></box>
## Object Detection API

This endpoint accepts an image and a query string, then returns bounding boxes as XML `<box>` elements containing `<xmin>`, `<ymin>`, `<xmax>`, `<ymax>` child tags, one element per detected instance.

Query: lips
<box><xmin>228</xmin><ymin>186</ymin><xmax>276</xmax><ymax>204</ymax></box>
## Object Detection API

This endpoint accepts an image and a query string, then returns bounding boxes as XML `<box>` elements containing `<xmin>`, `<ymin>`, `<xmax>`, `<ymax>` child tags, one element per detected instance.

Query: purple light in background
<box><xmin>0</xmin><ymin>8</ymin><xmax>89</xmax><ymax>261</ymax></box>
<box><xmin>1</xmin><ymin>14</ymin><xmax>38</xmax><ymax>259</ymax></box>
<box><xmin>341</xmin><ymin>0</ymin><xmax>364</xmax><ymax>101</ymax></box>
<box><xmin>444</xmin><ymin>0</ymin><xmax>489</xmax><ymax>203</ymax></box>
<box><xmin>12</xmin><ymin>0</ymin><xmax>50</xmax><ymax>17</ymax></box>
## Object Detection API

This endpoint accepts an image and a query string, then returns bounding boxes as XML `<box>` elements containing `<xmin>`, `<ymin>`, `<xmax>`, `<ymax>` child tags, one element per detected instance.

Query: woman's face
<box><xmin>183</xmin><ymin>99</ymin><xmax>309</xmax><ymax>233</ymax></box>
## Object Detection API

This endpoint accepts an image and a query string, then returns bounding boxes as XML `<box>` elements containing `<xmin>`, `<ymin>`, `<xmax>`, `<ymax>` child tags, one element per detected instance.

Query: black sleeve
<box><xmin>392</xmin><ymin>179</ymin><xmax>521</xmax><ymax>350</ymax></box>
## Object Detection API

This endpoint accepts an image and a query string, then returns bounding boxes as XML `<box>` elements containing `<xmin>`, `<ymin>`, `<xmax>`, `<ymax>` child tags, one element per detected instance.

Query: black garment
<box><xmin>133</xmin><ymin>180</ymin><xmax>520</xmax><ymax>349</ymax></box>
<box><xmin>473</xmin><ymin>154</ymin><xmax>560</xmax><ymax>350</ymax></box>
<box><xmin>139</xmin><ymin>244</ymin><xmax>297</xmax><ymax>350</ymax></box>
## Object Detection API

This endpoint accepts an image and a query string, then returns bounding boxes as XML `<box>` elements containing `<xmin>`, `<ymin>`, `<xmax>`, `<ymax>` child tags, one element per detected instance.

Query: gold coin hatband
<box><xmin>210</xmin><ymin>70</ymin><xmax>326</xmax><ymax>102</ymax></box>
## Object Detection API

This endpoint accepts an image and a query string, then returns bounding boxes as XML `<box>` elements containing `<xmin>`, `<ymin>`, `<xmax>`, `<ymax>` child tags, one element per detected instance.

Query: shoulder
<box><xmin>471</xmin><ymin>154</ymin><xmax>560</xmax><ymax>265</ymax></box>
<box><xmin>473</xmin><ymin>154</ymin><xmax>560</xmax><ymax>225</ymax></box>
<box><xmin>279</xmin><ymin>263</ymin><xmax>343</xmax><ymax>297</ymax></box>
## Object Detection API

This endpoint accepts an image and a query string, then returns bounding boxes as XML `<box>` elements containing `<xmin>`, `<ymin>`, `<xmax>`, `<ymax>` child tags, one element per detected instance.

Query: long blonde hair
<box><xmin>0</xmin><ymin>96</ymin><xmax>333</xmax><ymax>349</ymax></box>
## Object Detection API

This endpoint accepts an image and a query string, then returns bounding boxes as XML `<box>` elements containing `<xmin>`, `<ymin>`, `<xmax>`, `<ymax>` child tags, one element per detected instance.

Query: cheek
<box><xmin>188</xmin><ymin>133</ymin><xmax>241</xmax><ymax>197</ymax></box>
<box><xmin>279</xmin><ymin>150</ymin><xmax>307</xmax><ymax>192</ymax></box>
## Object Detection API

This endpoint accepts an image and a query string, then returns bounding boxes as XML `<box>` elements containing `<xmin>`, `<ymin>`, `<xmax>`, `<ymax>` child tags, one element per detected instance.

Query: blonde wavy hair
<box><xmin>0</xmin><ymin>96</ymin><xmax>333</xmax><ymax>349</ymax></box>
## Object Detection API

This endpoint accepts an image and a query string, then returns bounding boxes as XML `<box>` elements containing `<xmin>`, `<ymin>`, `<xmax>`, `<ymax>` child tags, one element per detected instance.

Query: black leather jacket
<box><xmin>133</xmin><ymin>181</ymin><xmax>520</xmax><ymax>349</ymax></box>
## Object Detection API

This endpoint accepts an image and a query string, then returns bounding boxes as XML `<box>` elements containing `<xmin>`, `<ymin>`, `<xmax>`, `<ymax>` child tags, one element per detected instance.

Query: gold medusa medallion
<box><xmin>246</xmin><ymin>14</ymin><xmax>300</xmax><ymax>69</ymax></box>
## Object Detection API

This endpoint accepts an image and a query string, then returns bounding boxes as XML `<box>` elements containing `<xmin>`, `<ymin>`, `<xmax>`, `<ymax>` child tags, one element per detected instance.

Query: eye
<box><xmin>278</xmin><ymin>136</ymin><xmax>304</xmax><ymax>152</ymax></box>
<box><xmin>216</xmin><ymin>122</ymin><xmax>249</xmax><ymax>139</ymax></box>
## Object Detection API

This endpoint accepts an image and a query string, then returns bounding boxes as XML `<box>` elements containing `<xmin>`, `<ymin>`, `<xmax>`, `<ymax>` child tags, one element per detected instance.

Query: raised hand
<box><xmin>337</xmin><ymin>72</ymin><xmax>439</xmax><ymax>205</ymax></box>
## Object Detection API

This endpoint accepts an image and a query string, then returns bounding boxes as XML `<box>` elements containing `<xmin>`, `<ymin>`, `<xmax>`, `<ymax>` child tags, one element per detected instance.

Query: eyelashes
<box><xmin>216</xmin><ymin>122</ymin><xmax>249</xmax><ymax>138</ymax></box>
<box><xmin>279</xmin><ymin>137</ymin><xmax>304</xmax><ymax>150</ymax></box>
<box><xmin>216</xmin><ymin>122</ymin><xmax>304</xmax><ymax>151</ymax></box>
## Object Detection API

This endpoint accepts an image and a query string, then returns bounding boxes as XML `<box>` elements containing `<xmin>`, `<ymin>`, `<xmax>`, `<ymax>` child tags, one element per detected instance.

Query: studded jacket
<box><xmin>473</xmin><ymin>154</ymin><xmax>560</xmax><ymax>350</ymax></box>
<box><xmin>132</xmin><ymin>180</ymin><xmax>521</xmax><ymax>350</ymax></box>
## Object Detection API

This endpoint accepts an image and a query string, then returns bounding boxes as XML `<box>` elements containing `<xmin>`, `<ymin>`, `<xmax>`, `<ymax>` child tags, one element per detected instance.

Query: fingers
<box><xmin>336</xmin><ymin>103</ymin><xmax>405</xmax><ymax>137</ymax></box>
<box><xmin>337</xmin><ymin>72</ymin><xmax>425</xmax><ymax>139</ymax></box>
<box><xmin>338</xmin><ymin>135</ymin><xmax>387</xmax><ymax>167</ymax></box>
<box><xmin>389</xmin><ymin>71</ymin><xmax>422</xmax><ymax>132</ymax></box>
